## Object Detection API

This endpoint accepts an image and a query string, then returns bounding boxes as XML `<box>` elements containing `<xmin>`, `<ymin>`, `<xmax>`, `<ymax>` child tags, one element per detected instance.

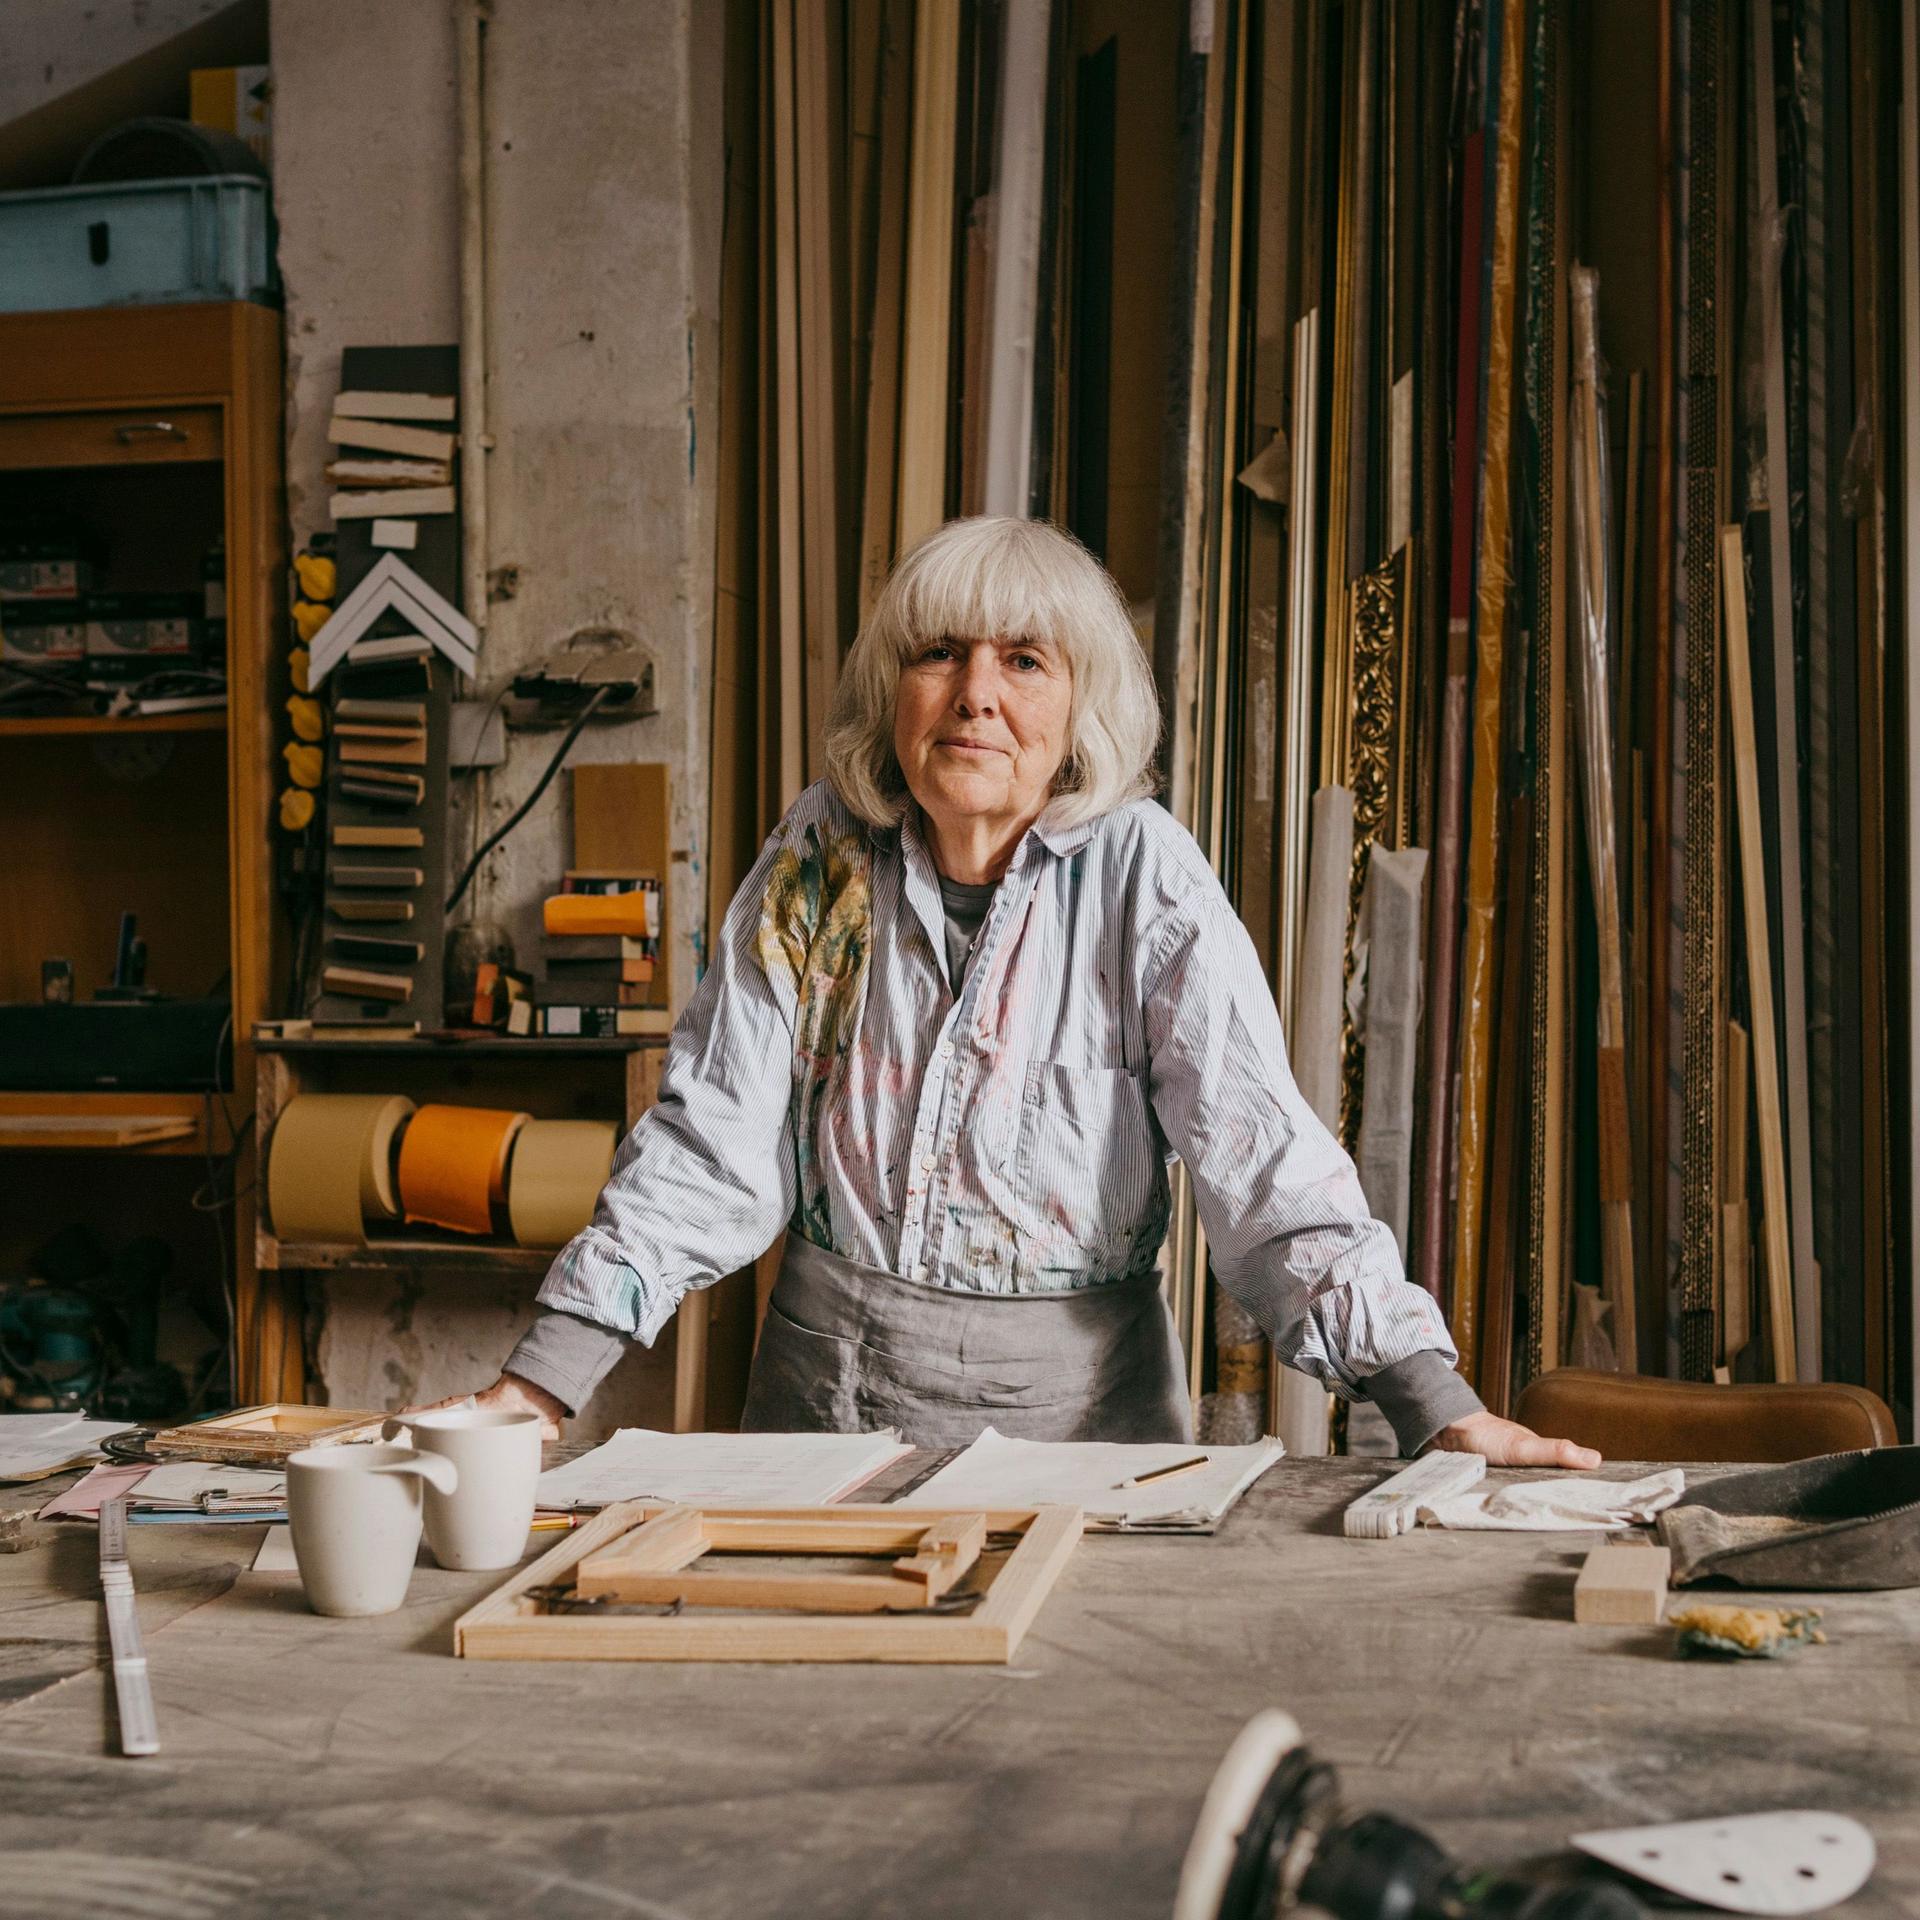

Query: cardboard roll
<box><xmin>266</xmin><ymin>1094</ymin><xmax>414</xmax><ymax>1244</ymax></box>
<box><xmin>398</xmin><ymin>1103</ymin><xmax>530</xmax><ymax>1236</ymax></box>
<box><xmin>507</xmin><ymin>1119</ymin><xmax>618</xmax><ymax>1249</ymax></box>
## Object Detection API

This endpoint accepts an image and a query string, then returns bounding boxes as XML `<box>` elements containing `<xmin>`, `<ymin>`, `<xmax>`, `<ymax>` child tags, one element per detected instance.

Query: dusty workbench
<box><xmin>0</xmin><ymin>1455</ymin><xmax>1914</xmax><ymax>1920</ymax></box>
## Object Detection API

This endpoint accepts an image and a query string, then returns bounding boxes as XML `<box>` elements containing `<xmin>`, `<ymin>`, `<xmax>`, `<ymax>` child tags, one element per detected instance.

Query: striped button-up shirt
<box><xmin>536</xmin><ymin>781</ymin><xmax>1459</xmax><ymax>1400</ymax></box>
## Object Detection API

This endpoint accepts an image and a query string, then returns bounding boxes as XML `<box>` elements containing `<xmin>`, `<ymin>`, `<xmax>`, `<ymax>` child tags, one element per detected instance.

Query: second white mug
<box><xmin>383</xmin><ymin>1406</ymin><xmax>542</xmax><ymax>1570</ymax></box>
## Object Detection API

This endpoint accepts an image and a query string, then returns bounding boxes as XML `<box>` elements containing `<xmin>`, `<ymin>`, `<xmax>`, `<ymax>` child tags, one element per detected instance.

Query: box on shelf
<box><xmin>0</xmin><ymin>175</ymin><xmax>277</xmax><ymax>315</ymax></box>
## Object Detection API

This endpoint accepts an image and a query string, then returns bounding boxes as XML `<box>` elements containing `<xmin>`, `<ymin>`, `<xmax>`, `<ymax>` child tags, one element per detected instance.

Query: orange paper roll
<box><xmin>266</xmin><ymin>1094</ymin><xmax>415</xmax><ymax>1244</ymax></box>
<box><xmin>543</xmin><ymin>892</ymin><xmax>654</xmax><ymax>939</ymax></box>
<box><xmin>397</xmin><ymin>1104</ymin><xmax>530</xmax><ymax>1236</ymax></box>
<box><xmin>507</xmin><ymin>1119</ymin><xmax>618</xmax><ymax>1248</ymax></box>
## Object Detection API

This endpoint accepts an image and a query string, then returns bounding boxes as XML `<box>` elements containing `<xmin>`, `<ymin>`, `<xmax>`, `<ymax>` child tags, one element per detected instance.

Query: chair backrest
<box><xmin>1513</xmin><ymin>1368</ymin><xmax>1900</xmax><ymax>1464</ymax></box>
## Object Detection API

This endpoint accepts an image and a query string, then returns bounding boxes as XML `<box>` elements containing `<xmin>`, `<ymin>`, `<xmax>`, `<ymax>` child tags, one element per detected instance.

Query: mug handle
<box><xmin>371</xmin><ymin>1450</ymin><xmax>459</xmax><ymax>1497</ymax></box>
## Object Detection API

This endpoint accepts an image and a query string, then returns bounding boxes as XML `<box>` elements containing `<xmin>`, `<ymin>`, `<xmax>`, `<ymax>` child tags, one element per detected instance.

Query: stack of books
<box><xmin>539</xmin><ymin>871</ymin><xmax>669</xmax><ymax>1036</ymax></box>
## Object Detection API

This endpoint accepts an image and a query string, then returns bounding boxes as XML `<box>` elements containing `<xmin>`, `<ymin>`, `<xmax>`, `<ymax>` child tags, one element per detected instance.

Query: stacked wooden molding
<box><xmin>265</xmin><ymin>1093</ymin><xmax>617</xmax><ymax>1251</ymax></box>
<box><xmin>302</xmin><ymin>344</ymin><xmax>469</xmax><ymax>1030</ymax></box>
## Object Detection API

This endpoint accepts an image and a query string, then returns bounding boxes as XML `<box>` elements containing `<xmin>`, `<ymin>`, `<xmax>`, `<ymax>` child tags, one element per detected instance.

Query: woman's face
<box><xmin>893</xmin><ymin>633</ymin><xmax>1073</xmax><ymax>837</ymax></box>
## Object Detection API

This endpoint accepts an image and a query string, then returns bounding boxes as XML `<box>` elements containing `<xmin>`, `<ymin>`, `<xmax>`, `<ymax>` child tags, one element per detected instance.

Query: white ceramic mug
<box><xmin>287</xmin><ymin>1443</ymin><xmax>457</xmax><ymax>1618</ymax></box>
<box><xmin>382</xmin><ymin>1406</ymin><xmax>542</xmax><ymax>1571</ymax></box>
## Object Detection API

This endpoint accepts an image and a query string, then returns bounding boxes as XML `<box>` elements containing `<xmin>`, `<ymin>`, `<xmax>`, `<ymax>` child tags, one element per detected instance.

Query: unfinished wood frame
<box><xmin>454</xmin><ymin>1502</ymin><xmax>1083</xmax><ymax>1664</ymax></box>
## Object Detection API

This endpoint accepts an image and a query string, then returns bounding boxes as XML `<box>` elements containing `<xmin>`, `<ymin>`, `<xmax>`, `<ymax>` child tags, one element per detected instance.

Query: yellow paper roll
<box><xmin>397</xmin><ymin>1105</ymin><xmax>530</xmax><ymax>1236</ymax></box>
<box><xmin>293</xmin><ymin>552</ymin><xmax>337</xmax><ymax>602</ymax></box>
<box><xmin>507</xmin><ymin>1120</ymin><xmax>618</xmax><ymax>1249</ymax></box>
<box><xmin>266</xmin><ymin>1094</ymin><xmax>415</xmax><ymax>1244</ymax></box>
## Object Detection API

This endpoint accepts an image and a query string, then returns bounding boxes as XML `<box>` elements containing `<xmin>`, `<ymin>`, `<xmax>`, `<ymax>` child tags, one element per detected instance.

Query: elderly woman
<box><xmin>464</xmin><ymin>518</ymin><xmax>1596</xmax><ymax>1468</ymax></box>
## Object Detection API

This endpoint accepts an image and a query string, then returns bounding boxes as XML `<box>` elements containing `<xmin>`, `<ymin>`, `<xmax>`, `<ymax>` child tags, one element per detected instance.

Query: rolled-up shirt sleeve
<box><xmin>1140</xmin><ymin>871</ymin><xmax>1479</xmax><ymax>1438</ymax></box>
<box><xmin>523</xmin><ymin>823</ymin><xmax>800</xmax><ymax>1349</ymax></box>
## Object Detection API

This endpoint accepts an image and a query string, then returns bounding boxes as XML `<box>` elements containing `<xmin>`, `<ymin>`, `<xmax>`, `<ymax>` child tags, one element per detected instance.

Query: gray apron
<box><xmin>741</xmin><ymin>1235</ymin><xmax>1192</xmax><ymax>1445</ymax></box>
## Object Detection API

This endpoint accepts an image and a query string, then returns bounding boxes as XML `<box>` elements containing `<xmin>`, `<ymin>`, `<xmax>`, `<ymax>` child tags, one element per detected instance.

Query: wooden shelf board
<box><xmin>0</xmin><ymin>1091</ymin><xmax>212</xmax><ymax>1154</ymax></box>
<box><xmin>0</xmin><ymin>710</ymin><xmax>227</xmax><ymax>739</ymax></box>
<box><xmin>262</xmin><ymin>1234</ymin><xmax>556</xmax><ymax>1275</ymax></box>
<box><xmin>257</xmin><ymin>1034</ymin><xmax>662</xmax><ymax>1057</ymax></box>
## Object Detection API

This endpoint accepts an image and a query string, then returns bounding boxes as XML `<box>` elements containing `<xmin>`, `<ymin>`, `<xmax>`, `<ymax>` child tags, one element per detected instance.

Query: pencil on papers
<box><xmin>1113</xmin><ymin>1454</ymin><xmax>1211</xmax><ymax>1491</ymax></box>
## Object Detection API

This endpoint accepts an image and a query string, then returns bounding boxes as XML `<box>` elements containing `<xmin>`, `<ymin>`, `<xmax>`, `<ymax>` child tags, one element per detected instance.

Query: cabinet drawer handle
<box><xmin>114</xmin><ymin>421</ymin><xmax>188</xmax><ymax>444</ymax></box>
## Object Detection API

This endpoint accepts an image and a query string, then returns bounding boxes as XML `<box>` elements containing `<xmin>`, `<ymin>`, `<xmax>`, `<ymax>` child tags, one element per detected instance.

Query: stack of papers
<box><xmin>898</xmin><ymin>1428</ymin><xmax>1287</xmax><ymax>1531</ymax></box>
<box><xmin>535</xmin><ymin>1428</ymin><xmax>912</xmax><ymax>1511</ymax></box>
<box><xmin>0</xmin><ymin>1413</ymin><xmax>136</xmax><ymax>1483</ymax></box>
<box><xmin>36</xmin><ymin>1461</ymin><xmax>288</xmax><ymax>1524</ymax></box>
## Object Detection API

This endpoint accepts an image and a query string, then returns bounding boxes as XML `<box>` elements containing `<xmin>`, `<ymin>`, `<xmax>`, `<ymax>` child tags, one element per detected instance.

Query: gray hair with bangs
<box><xmin>824</xmin><ymin>516</ymin><xmax>1160</xmax><ymax>830</ymax></box>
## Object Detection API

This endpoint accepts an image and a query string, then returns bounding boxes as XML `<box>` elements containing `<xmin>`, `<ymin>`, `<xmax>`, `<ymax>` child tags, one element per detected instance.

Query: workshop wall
<box><xmin>270</xmin><ymin>0</ymin><xmax>724</xmax><ymax>1425</ymax></box>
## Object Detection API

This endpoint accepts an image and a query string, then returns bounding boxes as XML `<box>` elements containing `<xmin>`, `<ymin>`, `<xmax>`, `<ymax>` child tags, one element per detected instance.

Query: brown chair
<box><xmin>1514</xmin><ymin>1367</ymin><xmax>1899</xmax><ymax>1464</ymax></box>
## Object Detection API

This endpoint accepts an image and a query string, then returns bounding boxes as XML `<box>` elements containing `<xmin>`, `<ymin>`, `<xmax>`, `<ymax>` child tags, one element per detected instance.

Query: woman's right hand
<box><xmin>408</xmin><ymin>1371</ymin><xmax>567</xmax><ymax>1442</ymax></box>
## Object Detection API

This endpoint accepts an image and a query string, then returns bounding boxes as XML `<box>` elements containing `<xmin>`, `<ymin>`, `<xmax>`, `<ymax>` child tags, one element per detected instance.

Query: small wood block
<box><xmin>327</xmin><ymin>417</ymin><xmax>456</xmax><ymax>461</ymax></box>
<box><xmin>329</xmin><ymin>864</ymin><xmax>423</xmax><ymax>889</ymax></box>
<box><xmin>332</xmin><ymin>486</ymin><xmax>455</xmax><ymax>519</ymax></box>
<box><xmin>333</xmin><ymin>390</ymin><xmax>457</xmax><ymax>422</ymax></box>
<box><xmin>1573</xmin><ymin>1544</ymin><xmax>1671</xmax><ymax>1625</ymax></box>
<box><xmin>371</xmin><ymin>518</ymin><xmax>420</xmax><ymax>550</ymax></box>
<box><xmin>333</xmin><ymin>825</ymin><xmax>424</xmax><ymax>849</ymax></box>
<box><xmin>327</xmin><ymin>897</ymin><xmax>415</xmax><ymax>923</ymax></box>
<box><xmin>892</xmin><ymin>1514</ymin><xmax>986</xmax><ymax>1599</ymax></box>
<box><xmin>321</xmin><ymin>965</ymin><xmax>414</xmax><ymax>1003</ymax></box>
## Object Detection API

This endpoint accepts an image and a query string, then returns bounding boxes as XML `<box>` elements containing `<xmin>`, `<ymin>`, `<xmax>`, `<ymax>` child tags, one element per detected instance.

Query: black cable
<box><xmin>444</xmin><ymin>683</ymin><xmax>611</xmax><ymax>912</ymax></box>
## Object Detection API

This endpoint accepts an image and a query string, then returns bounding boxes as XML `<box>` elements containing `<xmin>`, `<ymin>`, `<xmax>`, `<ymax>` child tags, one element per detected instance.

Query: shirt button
<box><xmin>939</xmin><ymin>1041</ymin><xmax>954</xmax><ymax>1058</ymax></box>
<box><xmin>920</xmin><ymin>1157</ymin><xmax>934</xmax><ymax>1172</ymax></box>
<box><xmin>912</xmin><ymin>1264</ymin><xmax>928</xmax><ymax>1283</ymax></box>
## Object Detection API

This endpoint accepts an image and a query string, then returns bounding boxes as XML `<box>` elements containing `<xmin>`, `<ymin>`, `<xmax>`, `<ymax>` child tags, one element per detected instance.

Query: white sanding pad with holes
<box><xmin>1572</xmin><ymin>1811</ymin><xmax>1875</xmax><ymax>1914</ymax></box>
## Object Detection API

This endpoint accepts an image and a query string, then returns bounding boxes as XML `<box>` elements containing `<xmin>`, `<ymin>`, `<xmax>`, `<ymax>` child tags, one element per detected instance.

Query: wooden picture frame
<box><xmin>454</xmin><ymin>1501</ymin><xmax>1083</xmax><ymax>1665</ymax></box>
<box><xmin>147</xmin><ymin>1405</ymin><xmax>387</xmax><ymax>1465</ymax></box>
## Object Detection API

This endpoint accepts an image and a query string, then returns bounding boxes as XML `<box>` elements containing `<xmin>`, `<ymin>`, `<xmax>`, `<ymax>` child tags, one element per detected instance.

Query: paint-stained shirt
<box><xmin>534</xmin><ymin>781</ymin><xmax>1460</xmax><ymax>1400</ymax></box>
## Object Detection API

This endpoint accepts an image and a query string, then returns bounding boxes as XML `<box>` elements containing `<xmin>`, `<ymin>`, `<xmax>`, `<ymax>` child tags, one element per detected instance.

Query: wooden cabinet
<box><xmin>0</xmin><ymin>303</ymin><xmax>285</xmax><ymax>1401</ymax></box>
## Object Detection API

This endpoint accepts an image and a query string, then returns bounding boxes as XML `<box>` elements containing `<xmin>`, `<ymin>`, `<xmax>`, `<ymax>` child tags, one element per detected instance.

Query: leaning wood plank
<box><xmin>893</xmin><ymin>0</ymin><xmax>961</xmax><ymax>549</ymax></box>
<box><xmin>1293</xmin><ymin>787</ymin><xmax>1354</xmax><ymax>1130</ymax></box>
<box><xmin>769</xmin><ymin>0</ymin><xmax>807</xmax><ymax>808</ymax></box>
<box><xmin>0</xmin><ymin>1114</ymin><xmax>197</xmax><ymax>1149</ymax></box>
<box><xmin>1569</xmin><ymin>265</ymin><xmax>1636</xmax><ymax>1367</ymax></box>
<box><xmin>1722</xmin><ymin>1019</ymin><xmax>1752</xmax><ymax>1365</ymax></box>
<box><xmin>1572</xmin><ymin>1543</ymin><xmax>1670</xmax><ymax>1625</ymax></box>
<box><xmin>1750</xmin><ymin>0</ymin><xmax>1819</xmax><ymax>1382</ymax></box>
<box><xmin>1721</xmin><ymin>526</ymin><xmax>1796</xmax><ymax>1382</ymax></box>
<box><xmin>1451</xmin><ymin>0</ymin><xmax>1528</xmax><ymax>1384</ymax></box>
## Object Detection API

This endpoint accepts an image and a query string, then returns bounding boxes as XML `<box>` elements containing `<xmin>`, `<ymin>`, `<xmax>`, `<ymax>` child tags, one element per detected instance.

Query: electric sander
<box><xmin>1175</xmin><ymin>1712</ymin><xmax>1645</xmax><ymax>1920</ymax></box>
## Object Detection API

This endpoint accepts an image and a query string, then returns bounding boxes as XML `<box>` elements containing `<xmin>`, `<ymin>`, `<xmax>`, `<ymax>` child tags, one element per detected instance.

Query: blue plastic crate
<box><xmin>0</xmin><ymin>174</ymin><xmax>276</xmax><ymax>314</ymax></box>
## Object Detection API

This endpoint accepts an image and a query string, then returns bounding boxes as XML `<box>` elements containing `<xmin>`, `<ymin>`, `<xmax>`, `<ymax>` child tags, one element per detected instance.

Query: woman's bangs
<box><xmin>898</xmin><ymin>529</ymin><xmax>1080</xmax><ymax>658</ymax></box>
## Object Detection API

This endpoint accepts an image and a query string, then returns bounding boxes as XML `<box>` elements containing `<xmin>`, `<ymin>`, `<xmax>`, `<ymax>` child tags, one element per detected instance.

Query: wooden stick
<box><xmin>1720</xmin><ymin>526</ymin><xmax>1796</xmax><ymax>1382</ymax></box>
<box><xmin>769</xmin><ymin>0</ymin><xmax>807</xmax><ymax>810</ymax></box>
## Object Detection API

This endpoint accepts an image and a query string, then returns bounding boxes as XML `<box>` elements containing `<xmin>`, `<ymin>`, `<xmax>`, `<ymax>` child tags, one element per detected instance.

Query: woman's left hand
<box><xmin>1430</xmin><ymin>1410</ymin><xmax>1601</xmax><ymax>1470</ymax></box>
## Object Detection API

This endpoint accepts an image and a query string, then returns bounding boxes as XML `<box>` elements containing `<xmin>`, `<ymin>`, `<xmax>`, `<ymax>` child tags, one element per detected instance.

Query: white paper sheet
<box><xmin>898</xmin><ymin>1428</ymin><xmax>1288</xmax><ymax>1530</ymax></box>
<box><xmin>1418</xmin><ymin>1468</ymin><xmax>1685</xmax><ymax>1531</ymax></box>
<box><xmin>534</xmin><ymin>1428</ymin><xmax>913</xmax><ymax>1511</ymax></box>
<box><xmin>252</xmin><ymin>1525</ymin><xmax>299</xmax><ymax>1572</ymax></box>
<box><xmin>0</xmin><ymin>1414</ymin><xmax>137</xmax><ymax>1483</ymax></box>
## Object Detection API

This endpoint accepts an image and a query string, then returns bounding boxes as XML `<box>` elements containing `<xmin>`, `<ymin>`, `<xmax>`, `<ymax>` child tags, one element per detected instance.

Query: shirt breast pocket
<box><xmin>1012</xmin><ymin>1061</ymin><xmax>1161</xmax><ymax>1259</ymax></box>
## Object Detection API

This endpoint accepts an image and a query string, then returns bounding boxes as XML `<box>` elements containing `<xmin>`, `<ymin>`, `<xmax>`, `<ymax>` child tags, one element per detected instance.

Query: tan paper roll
<box><xmin>267</xmin><ymin>1094</ymin><xmax>415</xmax><ymax>1244</ymax></box>
<box><xmin>398</xmin><ymin>1104</ymin><xmax>530</xmax><ymax>1236</ymax></box>
<box><xmin>507</xmin><ymin>1119</ymin><xmax>618</xmax><ymax>1249</ymax></box>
